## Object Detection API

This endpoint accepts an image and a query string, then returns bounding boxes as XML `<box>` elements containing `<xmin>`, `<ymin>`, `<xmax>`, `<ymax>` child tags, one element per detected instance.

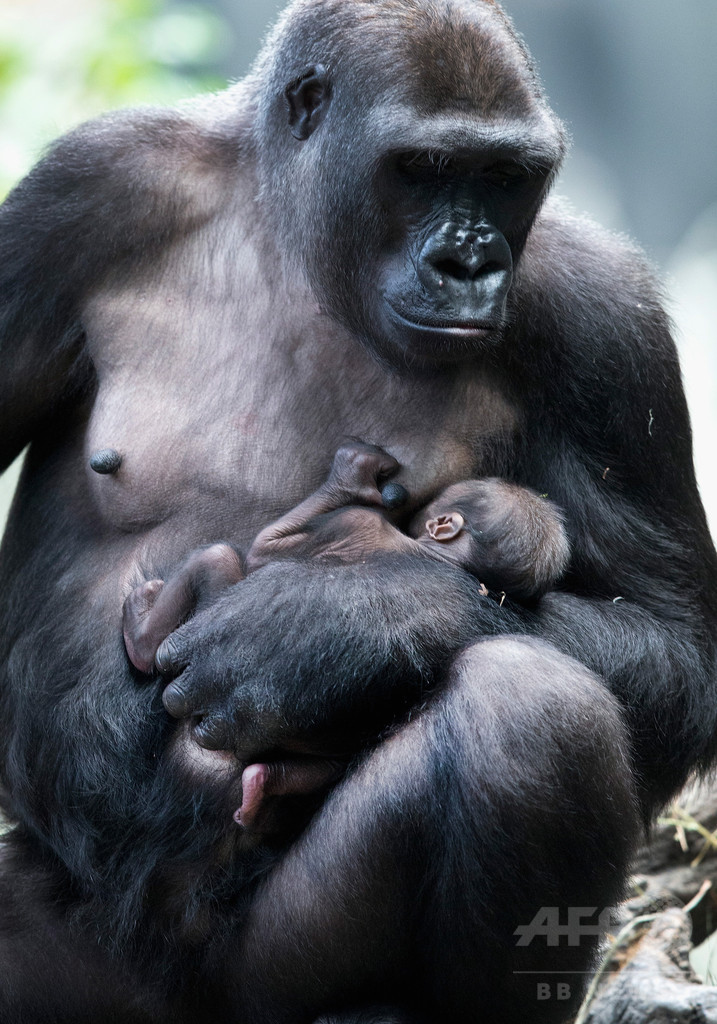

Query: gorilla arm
<box><xmin>0</xmin><ymin>105</ymin><xmax>254</xmax><ymax>900</ymax></box>
<box><xmin>0</xmin><ymin>103</ymin><xmax>236</xmax><ymax>470</ymax></box>
<box><xmin>512</xmin><ymin>208</ymin><xmax>717</xmax><ymax>814</ymax></box>
<box><xmin>157</xmin><ymin>208</ymin><xmax>717</xmax><ymax>820</ymax></box>
<box><xmin>156</xmin><ymin>555</ymin><xmax>525</xmax><ymax>759</ymax></box>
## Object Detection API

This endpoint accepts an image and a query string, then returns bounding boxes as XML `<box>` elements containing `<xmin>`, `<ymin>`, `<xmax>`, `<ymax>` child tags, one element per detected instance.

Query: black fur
<box><xmin>0</xmin><ymin>0</ymin><xmax>715</xmax><ymax>1021</ymax></box>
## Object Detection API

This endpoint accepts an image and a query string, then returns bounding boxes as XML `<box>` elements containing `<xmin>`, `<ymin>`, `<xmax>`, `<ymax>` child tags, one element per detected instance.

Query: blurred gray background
<box><xmin>1</xmin><ymin>0</ymin><xmax>715</xmax><ymax>531</ymax></box>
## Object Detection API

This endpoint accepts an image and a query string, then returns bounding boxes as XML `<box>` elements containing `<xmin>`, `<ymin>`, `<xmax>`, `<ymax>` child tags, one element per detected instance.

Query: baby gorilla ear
<box><xmin>425</xmin><ymin>512</ymin><xmax>465</xmax><ymax>541</ymax></box>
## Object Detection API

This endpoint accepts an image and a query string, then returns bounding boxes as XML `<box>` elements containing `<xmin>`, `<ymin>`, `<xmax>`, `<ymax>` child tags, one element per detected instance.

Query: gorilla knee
<box><xmin>445</xmin><ymin>636</ymin><xmax>641</xmax><ymax>862</ymax></box>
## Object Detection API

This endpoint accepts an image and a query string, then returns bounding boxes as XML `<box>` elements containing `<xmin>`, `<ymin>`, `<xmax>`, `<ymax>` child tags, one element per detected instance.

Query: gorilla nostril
<box><xmin>434</xmin><ymin>257</ymin><xmax>506</xmax><ymax>284</ymax></box>
<box><xmin>479</xmin><ymin>260</ymin><xmax>504</xmax><ymax>277</ymax></box>
<box><xmin>192</xmin><ymin>716</ymin><xmax>228</xmax><ymax>751</ymax></box>
<box><xmin>435</xmin><ymin>258</ymin><xmax>470</xmax><ymax>282</ymax></box>
<box><xmin>162</xmin><ymin>682</ymin><xmax>190</xmax><ymax>719</ymax></box>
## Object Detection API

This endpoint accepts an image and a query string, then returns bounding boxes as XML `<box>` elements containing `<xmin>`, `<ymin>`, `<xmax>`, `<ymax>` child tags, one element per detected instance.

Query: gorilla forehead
<box><xmin>263</xmin><ymin>0</ymin><xmax>538</xmax><ymax>116</ymax></box>
<box><xmin>398</xmin><ymin>5</ymin><xmax>541</xmax><ymax>118</ymax></box>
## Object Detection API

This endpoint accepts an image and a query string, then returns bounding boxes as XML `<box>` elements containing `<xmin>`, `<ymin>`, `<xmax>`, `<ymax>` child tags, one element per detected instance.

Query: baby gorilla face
<box><xmin>409</xmin><ymin>479</ymin><xmax>569</xmax><ymax>600</ymax></box>
<box><xmin>412</xmin><ymin>481</ymin><xmax>492</xmax><ymax>533</ymax></box>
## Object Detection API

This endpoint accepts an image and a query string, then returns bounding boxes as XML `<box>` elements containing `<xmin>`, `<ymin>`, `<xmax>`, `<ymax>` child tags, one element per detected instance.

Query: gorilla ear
<box><xmin>285</xmin><ymin>66</ymin><xmax>331</xmax><ymax>141</ymax></box>
<box><xmin>426</xmin><ymin>513</ymin><xmax>466</xmax><ymax>542</ymax></box>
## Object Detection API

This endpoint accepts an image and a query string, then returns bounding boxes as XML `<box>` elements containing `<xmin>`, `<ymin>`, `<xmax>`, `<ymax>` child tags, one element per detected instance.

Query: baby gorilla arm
<box><xmin>123</xmin><ymin>544</ymin><xmax>244</xmax><ymax>673</ymax></box>
<box><xmin>246</xmin><ymin>442</ymin><xmax>404</xmax><ymax>570</ymax></box>
<box><xmin>123</xmin><ymin>443</ymin><xmax>405</xmax><ymax>672</ymax></box>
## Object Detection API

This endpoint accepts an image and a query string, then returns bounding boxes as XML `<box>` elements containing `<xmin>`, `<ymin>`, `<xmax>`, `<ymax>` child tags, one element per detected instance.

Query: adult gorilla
<box><xmin>0</xmin><ymin>0</ymin><xmax>715</xmax><ymax>1021</ymax></box>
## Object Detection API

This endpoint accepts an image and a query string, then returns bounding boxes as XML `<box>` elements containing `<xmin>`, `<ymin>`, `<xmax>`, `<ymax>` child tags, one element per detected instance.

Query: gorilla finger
<box><xmin>162</xmin><ymin>680</ymin><xmax>194</xmax><ymax>719</ymax></box>
<box><xmin>155</xmin><ymin>630</ymin><xmax>192</xmax><ymax>676</ymax></box>
<box><xmin>191</xmin><ymin>715</ymin><xmax>231</xmax><ymax>751</ymax></box>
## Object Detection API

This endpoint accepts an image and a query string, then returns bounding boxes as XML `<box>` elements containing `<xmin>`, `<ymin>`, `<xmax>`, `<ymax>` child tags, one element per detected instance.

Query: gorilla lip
<box><xmin>387</xmin><ymin>305</ymin><xmax>497</xmax><ymax>338</ymax></box>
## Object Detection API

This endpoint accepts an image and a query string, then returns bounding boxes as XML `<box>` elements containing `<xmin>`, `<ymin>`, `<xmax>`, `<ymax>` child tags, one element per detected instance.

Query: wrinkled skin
<box><xmin>1</xmin><ymin>0</ymin><xmax>716</xmax><ymax>1022</ymax></box>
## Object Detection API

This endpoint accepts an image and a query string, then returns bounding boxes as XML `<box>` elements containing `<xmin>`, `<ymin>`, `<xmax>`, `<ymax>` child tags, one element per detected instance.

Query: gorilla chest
<box><xmin>82</xmin><ymin>288</ymin><xmax>517</xmax><ymax>540</ymax></box>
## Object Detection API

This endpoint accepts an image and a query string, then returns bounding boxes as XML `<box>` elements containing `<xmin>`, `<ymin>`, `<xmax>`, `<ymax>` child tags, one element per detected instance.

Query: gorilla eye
<box><xmin>397</xmin><ymin>151</ymin><xmax>456</xmax><ymax>177</ymax></box>
<box><xmin>483</xmin><ymin>163</ymin><xmax>530</xmax><ymax>189</ymax></box>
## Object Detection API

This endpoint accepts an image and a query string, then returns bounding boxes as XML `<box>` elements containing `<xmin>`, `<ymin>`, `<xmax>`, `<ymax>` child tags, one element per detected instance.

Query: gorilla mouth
<box><xmin>387</xmin><ymin>305</ymin><xmax>498</xmax><ymax>337</ymax></box>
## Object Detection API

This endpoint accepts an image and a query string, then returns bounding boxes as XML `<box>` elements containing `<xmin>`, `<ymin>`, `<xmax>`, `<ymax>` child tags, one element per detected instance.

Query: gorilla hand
<box><xmin>123</xmin><ymin>543</ymin><xmax>244</xmax><ymax>674</ymax></box>
<box><xmin>155</xmin><ymin>556</ymin><xmax>509</xmax><ymax>758</ymax></box>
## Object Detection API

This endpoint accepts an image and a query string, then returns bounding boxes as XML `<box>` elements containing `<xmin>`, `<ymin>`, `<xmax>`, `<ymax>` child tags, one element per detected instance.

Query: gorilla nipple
<box><xmin>380</xmin><ymin>481</ymin><xmax>409</xmax><ymax>509</ymax></box>
<box><xmin>90</xmin><ymin>448</ymin><xmax>123</xmax><ymax>475</ymax></box>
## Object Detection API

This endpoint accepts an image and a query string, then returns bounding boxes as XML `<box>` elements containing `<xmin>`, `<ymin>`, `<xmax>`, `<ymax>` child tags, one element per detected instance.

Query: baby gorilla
<box><xmin>124</xmin><ymin>440</ymin><xmax>568</xmax><ymax>672</ymax></box>
<box><xmin>123</xmin><ymin>444</ymin><xmax>568</xmax><ymax>833</ymax></box>
<box><xmin>244</xmin><ymin>444</ymin><xmax>569</xmax><ymax>596</ymax></box>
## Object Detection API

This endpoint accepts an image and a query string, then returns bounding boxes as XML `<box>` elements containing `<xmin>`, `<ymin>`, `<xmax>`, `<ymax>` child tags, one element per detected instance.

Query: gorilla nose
<box><xmin>420</xmin><ymin>224</ymin><xmax>512</xmax><ymax>296</ymax></box>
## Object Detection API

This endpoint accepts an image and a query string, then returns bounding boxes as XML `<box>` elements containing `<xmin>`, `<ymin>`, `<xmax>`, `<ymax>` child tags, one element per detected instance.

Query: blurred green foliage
<box><xmin>0</xmin><ymin>0</ymin><xmax>231</xmax><ymax>198</ymax></box>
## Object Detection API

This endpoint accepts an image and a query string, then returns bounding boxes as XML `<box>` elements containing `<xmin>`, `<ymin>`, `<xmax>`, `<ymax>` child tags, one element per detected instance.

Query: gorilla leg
<box><xmin>231</xmin><ymin>637</ymin><xmax>640</xmax><ymax>1024</ymax></box>
<box><xmin>0</xmin><ymin>839</ymin><xmax>178</xmax><ymax>1024</ymax></box>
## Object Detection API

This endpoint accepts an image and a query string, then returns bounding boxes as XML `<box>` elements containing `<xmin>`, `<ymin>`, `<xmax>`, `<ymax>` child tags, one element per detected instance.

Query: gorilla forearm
<box><xmin>0</xmin><ymin>543</ymin><xmax>523</xmax><ymax>886</ymax></box>
<box><xmin>536</xmin><ymin>591</ymin><xmax>717</xmax><ymax>811</ymax></box>
<box><xmin>155</xmin><ymin>556</ymin><xmax>526</xmax><ymax>756</ymax></box>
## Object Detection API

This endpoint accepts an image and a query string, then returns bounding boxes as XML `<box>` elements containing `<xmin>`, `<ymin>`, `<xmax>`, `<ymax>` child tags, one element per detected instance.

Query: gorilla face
<box><xmin>259</xmin><ymin>0</ymin><xmax>565</xmax><ymax>369</ymax></box>
<box><xmin>370</xmin><ymin>143</ymin><xmax>554</xmax><ymax>365</ymax></box>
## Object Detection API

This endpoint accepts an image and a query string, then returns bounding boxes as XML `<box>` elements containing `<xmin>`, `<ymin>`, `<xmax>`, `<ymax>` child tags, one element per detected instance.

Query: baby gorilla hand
<box><xmin>327</xmin><ymin>442</ymin><xmax>403</xmax><ymax>507</ymax></box>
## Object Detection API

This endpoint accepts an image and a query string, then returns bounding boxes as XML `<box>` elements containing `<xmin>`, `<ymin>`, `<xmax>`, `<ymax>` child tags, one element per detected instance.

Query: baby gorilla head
<box><xmin>412</xmin><ymin>479</ymin><xmax>570</xmax><ymax>601</ymax></box>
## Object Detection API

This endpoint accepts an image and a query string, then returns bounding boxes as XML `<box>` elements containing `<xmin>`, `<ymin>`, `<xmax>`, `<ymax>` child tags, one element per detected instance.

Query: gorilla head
<box><xmin>254</xmin><ymin>0</ymin><xmax>566</xmax><ymax>366</ymax></box>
